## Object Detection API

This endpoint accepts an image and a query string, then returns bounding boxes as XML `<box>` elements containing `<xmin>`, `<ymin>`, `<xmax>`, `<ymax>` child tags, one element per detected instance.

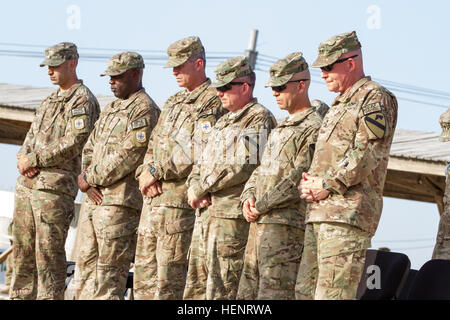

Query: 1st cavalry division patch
<box><xmin>362</xmin><ymin>103</ymin><xmax>386</xmax><ymax>139</ymax></box>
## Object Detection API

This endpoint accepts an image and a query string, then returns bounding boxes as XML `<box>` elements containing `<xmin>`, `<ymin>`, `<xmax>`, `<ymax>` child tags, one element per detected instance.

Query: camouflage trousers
<box><xmin>183</xmin><ymin>209</ymin><xmax>209</xmax><ymax>300</ymax></box>
<box><xmin>237</xmin><ymin>223</ymin><xmax>305</xmax><ymax>300</ymax></box>
<box><xmin>74</xmin><ymin>200</ymin><xmax>139</xmax><ymax>300</ymax></box>
<box><xmin>10</xmin><ymin>184</ymin><xmax>73</xmax><ymax>300</ymax></box>
<box><xmin>184</xmin><ymin>210</ymin><xmax>249</xmax><ymax>300</ymax></box>
<box><xmin>133</xmin><ymin>204</ymin><xmax>195</xmax><ymax>300</ymax></box>
<box><xmin>5</xmin><ymin>222</ymin><xmax>13</xmax><ymax>287</ymax></box>
<box><xmin>432</xmin><ymin>210</ymin><xmax>450</xmax><ymax>260</ymax></box>
<box><xmin>295</xmin><ymin>222</ymin><xmax>371</xmax><ymax>300</ymax></box>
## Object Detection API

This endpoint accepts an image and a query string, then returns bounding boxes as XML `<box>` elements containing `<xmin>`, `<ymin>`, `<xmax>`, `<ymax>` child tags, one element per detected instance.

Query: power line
<box><xmin>1</xmin><ymin>43</ymin><xmax>449</xmax><ymax>109</ymax></box>
<box><xmin>390</xmin><ymin>245</ymin><xmax>434</xmax><ymax>251</ymax></box>
<box><xmin>374</xmin><ymin>237</ymin><xmax>435</xmax><ymax>243</ymax></box>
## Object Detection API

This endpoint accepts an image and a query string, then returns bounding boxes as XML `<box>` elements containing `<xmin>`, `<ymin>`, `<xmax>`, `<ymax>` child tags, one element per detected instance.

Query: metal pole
<box><xmin>245</xmin><ymin>29</ymin><xmax>259</xmax><ymax>70</ymax></box>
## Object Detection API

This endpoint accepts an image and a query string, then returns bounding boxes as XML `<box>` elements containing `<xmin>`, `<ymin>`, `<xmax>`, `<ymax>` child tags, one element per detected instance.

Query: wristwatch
<box><xmin>83</xmin><ymin>172</ymin><xmax>87</xmax><ymax>182</ymax></box>
<box><xmin>149</xmin><ymin>167</ymin><xmax>156</xmax><ymax>176</ymax></box>
<box><xmin>322</xmin><ymin>180</ymin><xmax>329</xmax><ymax>190</ymax></box>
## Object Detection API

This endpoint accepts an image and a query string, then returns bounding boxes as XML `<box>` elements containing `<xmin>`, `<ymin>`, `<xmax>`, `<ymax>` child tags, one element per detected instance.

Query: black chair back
<box><xmin>356</xmin><ymin>249</ymin><xmax>411</xmax><ymax>300</ymax></box>
<box><xmin>397</xmin><ymin>269</ymin><xmax>418</xmax><ymax>300</ymax></box>
<box><xmin>407</xmin><ymin>259</ymin><xmax>450</xmax><ymax>300</ymax></box>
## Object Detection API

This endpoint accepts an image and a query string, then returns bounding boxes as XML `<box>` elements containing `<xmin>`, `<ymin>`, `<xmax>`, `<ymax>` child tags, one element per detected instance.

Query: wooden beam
<box><xmin>383</xmin><ymin>169</ymin><xmax>446</xmax><ymax>206</ymax></box>
<box><xmin>0</xmin><ymin>106</ymin><xmax>35</xmax><ymax>123</ymax></box>
<box><xmin>388</xmin><ymin>156</ymin><xmax>446</xmax><ymax>177</ymax></box>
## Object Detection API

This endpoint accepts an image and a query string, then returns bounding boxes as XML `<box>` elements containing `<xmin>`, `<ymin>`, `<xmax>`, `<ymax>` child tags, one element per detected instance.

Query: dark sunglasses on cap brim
<box><xmin>320</xmin><ymin>54</ymin><xmax>358</xmax><ymax>72</ymax></box>
<box><xmin>271</xmin><ymin>79</ymin><xmax>310</xmax><ymax>93</ymax></box>
<box><xmin>216</xmin><ymin>82</ymin><xmax>249</xmax><ymax>93</ymax></box>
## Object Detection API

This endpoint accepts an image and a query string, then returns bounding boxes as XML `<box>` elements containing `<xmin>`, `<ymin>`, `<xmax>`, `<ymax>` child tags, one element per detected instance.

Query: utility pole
<box><xmin>245</xmin><ymin>29</ymin><xmax>259</xmax><ymax>70</ymax></box>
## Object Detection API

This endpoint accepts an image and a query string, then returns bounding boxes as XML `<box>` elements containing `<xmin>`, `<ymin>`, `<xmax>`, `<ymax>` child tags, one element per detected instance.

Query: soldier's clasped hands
<box><xmin>299</xmin><ymin>172</ymin><xmax>330</xmax><ymax>203</ymax></box>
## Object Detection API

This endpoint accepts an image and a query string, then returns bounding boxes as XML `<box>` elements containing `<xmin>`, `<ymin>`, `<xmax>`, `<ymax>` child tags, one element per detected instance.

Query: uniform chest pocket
<box><xmin>323</xmin><ymin>109</ymin><xmax>348</xmax><ymax>142</ymax></box>
<box><xmin>106</xmin><ymin>116</ymin><xmax>128</xmax><ymax>144</ymax></box>
<box><xmin>271</xmin><ymin>131</ymin><xmax>295</xmax><ymax>167</ymax></box>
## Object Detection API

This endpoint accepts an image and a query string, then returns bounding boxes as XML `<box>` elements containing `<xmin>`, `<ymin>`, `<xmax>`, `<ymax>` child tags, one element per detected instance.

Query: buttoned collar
<box><xmin>278</xmin><ymin>107</ymin><xmax>315</xmax><ymax>127</ymax></box>
<box><xmin>333</xmin><ymin>76</ymin><xmax>371</xmax><ymax>106</ymax></box>
<box><xmin>51</xmin><ymin>80</ymin><xmax>83</xmax><ymax>102</ymax></box>
<box><xmin>226</xmin><ymin>98</ymin><xmax>258</xmax><ymax>123</ymax></box>
<box><xmin>114</xmin><ymin>88</ymin><xmax>146</xmax><ymax>110</ymax></box>
<box><xmin>185</xmin><ymin>78</ymin><xmax>212</xmax><ymax>103</ymax></box>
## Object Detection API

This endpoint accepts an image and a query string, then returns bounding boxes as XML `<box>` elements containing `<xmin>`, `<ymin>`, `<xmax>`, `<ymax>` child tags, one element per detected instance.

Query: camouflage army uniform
<box><xmin>295</xmin><ymin>32</ymin><xmax>398</xmax><ymax>300</ymax></box>
<box><xmin>185</xmin><ymin>57</ymin><xmax>277</xmax><ymax>300</ymax></box>
<box><xmin>74</xmin><ymin>52</ymin><xmax>160</xmax><ymax>300</ymax></box>
<box><xmin>132</xmin><ymin>37</ymin><xmax>225</xmax><ymax>300</ymax></box>
<box><xmin>11</xmin><ymin>42</ymin><xmax>100</xmax><ymax>300</ymax></box>
<box><xmin>432</xmin><ymin>109</ymin><xmax>450</xmax><ymax>259</ymax></box>
<box><xmin>2</xmin><ymin>222</ymin><xmax>13</xmax><ymax>293</ymax></box>
<box><xmin>237</xmin><ymin>53</ymin><xmax>327</xmax><ymax>300</ymax></box>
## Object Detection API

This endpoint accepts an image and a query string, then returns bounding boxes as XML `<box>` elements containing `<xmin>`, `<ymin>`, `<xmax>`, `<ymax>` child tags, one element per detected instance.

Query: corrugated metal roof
<box><xmin>390</xmin><ymin>129</ymin><xmax>450</xmax><ymax>163</ymax></box>
<box><xmin>0</xmin><ymin>82</ymin><xmax>115</xmax><ymax>110</ymax></box>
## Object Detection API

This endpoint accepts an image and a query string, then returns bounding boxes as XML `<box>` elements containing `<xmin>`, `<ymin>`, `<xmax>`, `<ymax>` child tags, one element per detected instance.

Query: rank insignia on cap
<box><xmin>364</xmin><ymin>112</ymin><xmax>386</xmax><ymax>139</ymax></box>
<box><xmin>201</xmin><ymin>121</ymin><xmax>212</xmax><ymax>134</ymax></box>
<box><xmin>74</xmin><ymin>118</ymin><xmax>85</xmax><ymax>130</ymax></box>
<box><xmin>136</xmin><ymin>131</ymin><xmax>146</xmax><ymax>143</ymax></box>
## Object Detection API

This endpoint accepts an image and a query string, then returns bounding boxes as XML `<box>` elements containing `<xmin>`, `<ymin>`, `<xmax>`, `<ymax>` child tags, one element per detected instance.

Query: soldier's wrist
<box><xmin>254</xmin><ymin>199</ymin><xmax>268</xmax><ymax>214</ymax></box>
<box><xmin>148</xmin><ymin>165</ymin><xmax>162</xmax><ymax>180</ymax></box>
<box><xmin>27</xmin><ymin>152</ymin><xmax>38</xmax><ymax>167</ymax></box>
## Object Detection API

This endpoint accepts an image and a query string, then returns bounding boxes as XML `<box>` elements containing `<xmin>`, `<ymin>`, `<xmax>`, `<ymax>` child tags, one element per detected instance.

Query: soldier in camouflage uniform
<box><xmin>0</xmin><ymin>222</ymin><xmax>13</xmax><ymax>295</ymax></box>
<box><xmin>133</xmin><ymin>37</ymin><xmax>225</xmax><ymax>300</ymax></box>
<box><xmin>185</xmin><ymin>56</ymin><xmax>277</xmax><ymax>300</ymax></box>
<box><xmin>432</xmin><ymin>108</ymin><xmax>450</xmax><ymax>259</ymax></box>
<box><xmin>10</xmin><ymin>42</ymin><xmax>100</xmax><ymax>300</ymax></box>
<box><xmin>296</xmin><ymin>31</ymin><xmax>398</xmax><ymax>300</ymax></box>
<box><xmin>237</xmin><ymin>52</ymin><xmax>328</xmax><ymax>300</ymax></box>
<box><xmin>74</xmin><ymin>52</ymin><xmax>160</xmax><ymax>300</ymax></box>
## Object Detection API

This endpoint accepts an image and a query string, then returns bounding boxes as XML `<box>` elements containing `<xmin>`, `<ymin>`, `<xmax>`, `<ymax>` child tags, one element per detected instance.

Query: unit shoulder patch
<box><xmin>364</xmin><ymin>111</ymin><xmax>386</xmax><ymax>139</ymax></box>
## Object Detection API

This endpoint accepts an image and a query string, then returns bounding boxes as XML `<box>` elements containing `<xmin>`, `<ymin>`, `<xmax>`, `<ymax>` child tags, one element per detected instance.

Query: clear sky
<box><xmin>0</xmin><ymin>0</ymin><xmax>448</xmax><ymax>269</ymax></box>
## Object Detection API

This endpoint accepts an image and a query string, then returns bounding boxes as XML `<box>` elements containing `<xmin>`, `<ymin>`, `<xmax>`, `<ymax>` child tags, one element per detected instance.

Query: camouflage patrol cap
<box><xmin>40</xmin><ymin>42</ymin><xmax>79</xmax><ymax>67</ymax></box>
<box><xmin>211</xmin><ymin>56</ymin><xmax>254</xmax><ymax>88</ymax></box>
<box><xmin>100</xmin><ymin>51</ymin><xmax>145</xmax><ymax>77</ymax></box>
<box><xmin>163</xmin><ymin>36</ymin><xmax>205</xmax><ymax>68</ymax></box>
<box><xmin>439</xmin><ymin>108</ymin><xmax>450</xmax><ymax>142</ymax></box>
<box><xmin>312</xmin><ymin>31</ymin><xmax>362</xmax><ymax>68</ymax></box>
<box><xmin>265</xmin><ymin>52</ymin><xmax>308</xmax><ymax>87</ymax></box>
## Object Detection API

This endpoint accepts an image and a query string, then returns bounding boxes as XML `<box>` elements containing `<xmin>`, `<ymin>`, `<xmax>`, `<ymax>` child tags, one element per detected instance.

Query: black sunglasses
<box><xmin>216</xmin><ymin>82</ymin><xmax>249</xmax><ymax>93</ymax></box>
<box><xmin>271</xmin><ymin>79</ymin><xmax>310</xmax><ymax>93</ymax></box>
<box><xmin>320</xmin><ymin>55</ymin><xmax>358</xmax><ymax>72</ymax></box>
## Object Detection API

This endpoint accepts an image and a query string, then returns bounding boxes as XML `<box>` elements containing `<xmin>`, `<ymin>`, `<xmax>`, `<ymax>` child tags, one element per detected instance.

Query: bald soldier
<box><xmin>10</xmin><ymin>42</ymin><xmax>100</xmax><ymax>300</ymax></box>
<box><xmin>185</xmin><ymin>56</ymin><xmax>277</xmax><ymax>300</ymax></box>
<box><xmin>133</xmin><ymin>36</ymin><xmax>225</xmax><ymax>300</ymax></box>
<box><xmin>296</xmin><ymin>31</ymin><xmax>398</xmax><ymax>300</ymax></box>
<box><xmin>237</xmin><ymin>53</ymin><xmax>328</xmax><ymax>300</ymax></box>
<box><xmin>74</xmin><ymin>52</ymin><xmax>160</xmax><ymax>299</ymax></box>
<box><xmin>432</xmin><ymin>109</ymin><xmax>450</xmax><ymax>259</ymax></box>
